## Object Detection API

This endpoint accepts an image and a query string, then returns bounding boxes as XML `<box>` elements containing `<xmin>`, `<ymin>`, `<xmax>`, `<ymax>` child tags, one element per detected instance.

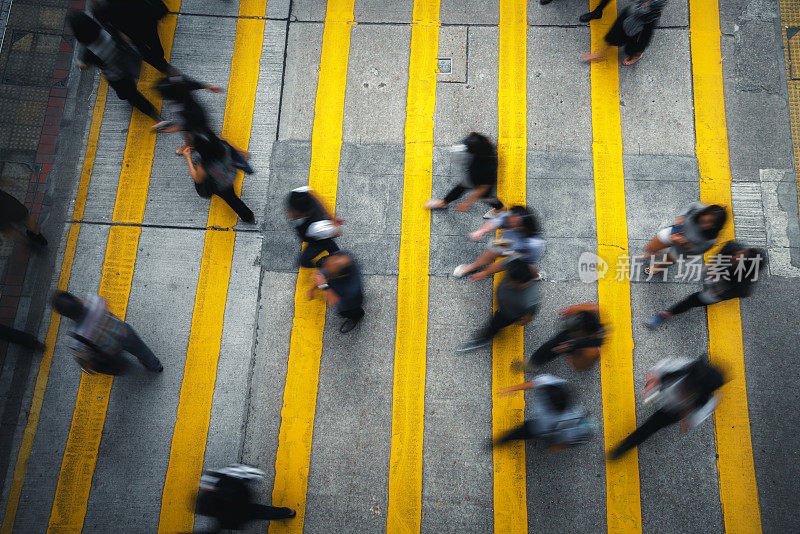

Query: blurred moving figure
<box><xmin>581</xmin><ymin>0</ymin><xmax>667</xmax><ymax>66</ymax></box>
<box><xmin>425</xmin><ymin>132</ymin><xmax>505</xmax><ymax>219</ymax></box>
<box><xmin>579</xmin><ymin>0</ymin><xmax>612</xmax><ymax>22</ymax></box>
<box><xmin>0</xmin><ymin>189</ymin><xmax>47</xmax><ymax>246</ymax></box>
<box><xmin>526</xmin><ymin>303</ymin><xmax>605</xmax><ymax>372</ymax></box>
<box><xmin>154</xmin><ymin>74</ymin><xmax>224</xmax><ymax>140</ymax></box>
<box><xmin>0</xmin><ymin>323</ymin><xmax>45</xmax><ymax>352</ymax></box>
<box><xmin>195</xmin><ymin>464</ymin><xmax>295</xmax><ymax>532</ymax></box>
<box><xmin>286</xmin><ymin>186</ymin><xmax>343</xmax><ymax>268</ymax></box>
<box><xmin>645</xmin><ymin>241</ymin><xmax>766</xmax><ymax>329</ymax></box>
<box><xmin>495</xmin><ymin>375</ymin><xmax>596</xmax><ymax>451</ymax></box>
<box><xmin>609</xmin><ymin>357</ymin><xmax>724</xmax><ymax>459</ymax></box>
<box><xmin>308</xmin><ymin>251</ymin><xmax>365</xmax><ymax>334</ymax></box>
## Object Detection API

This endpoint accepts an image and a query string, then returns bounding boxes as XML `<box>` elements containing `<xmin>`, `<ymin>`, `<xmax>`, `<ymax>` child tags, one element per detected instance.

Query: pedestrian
<box><xmin>286</xmin><ymin>186</ymin><xmax>343</xmax><ymax>268</ymax></box>
<box><xmin>0</xmin><ymin>323</ymin><xmax>45</xmax><ymax>351</ymax></box>
<box><xmin>609</xmin><ymin>357</ymin><xmax>724</xmax><ymax>459</ymax></box>
<box><xmin>307</xmin><ymin>251</ymin><xmax>365</xmax><ymax>333</ymax></box>
<box><xmin>195</xmin><ymin>464</ymin><xmax>295</xmax><ymax>533</ymax></box>
<box><xmin>90</xmin><ymin>0</ymin><xmax>175</xmax><ymax>75</ymax></box>
<box><xmin>68</xmin><ymin>10</ymin><xmax>163</xmax><ymax>122</ymax></box>
<box><xmin>579</xmin><ymin>0</ymin><xmax>612</xmax><ymax>22</ymax></box>
<box><xmin>645</xmin><ymin>242</ymin><xmax>766</xmax><ymax>328</ymax></box>
<box><xmin>525</xmin><ymin>303</ymin><xmax>605</xmax><ymax>371</ymax></box>
<box><xmin>581</xmin><ymin>0</ymin><xmax>667</xmax><ymax>66</ymax></box>
<box><xmin>640</xmin><ymin>202</ymin><xmax>726</xmax><ymax>275</ymax></box>
<box><xmin>425</xmin><ymin>132</ymin><xmax>505</xmax><ymax>219</ymax></box>
<box><xmin>0</xmin><ymin>189</ymin><xmax>47</xmax><ymax>246</ymax></box>
<box><xmin>453</xmin><ymin>205</ymin><xmax>545</xmax><ymax>281</ymax></box>
<box><xmin>457</xmin><ymin>259</ymin><xmax>539</xmax><ymax>352</ymax></box>
<box><xmin>154</xmin><ymin>74</ymin><xmax>224</xmax><ymax>140</ymax></box>
<box><xmin>51</xmin><ymin>291</ymin><xmax>163</xmax><ymax>374</ymax></box>
<box><xmin>180</xmin><ymin>131</ymin><xmax>255</xmax><ymax>224</ymax></box>
<box><xmin>494</xmin><ymin>374</ymin><xmax>596</xmax><ymax>451</ymax></box>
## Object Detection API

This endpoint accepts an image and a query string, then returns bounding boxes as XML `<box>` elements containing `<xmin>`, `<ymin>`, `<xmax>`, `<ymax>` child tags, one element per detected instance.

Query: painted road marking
<box><xmin>0</xmin><ymin>79</ymin><xmax>109</xmax><ymax>534</ymax></box>
<box><xmin>385</xmin><ymin>0</ymin><xmax>439</xmax><ymax>531</ymax></box>
<box><xmin>491</xmin><ymin>1</ymin><xmax>527</xmax><ymax>532</ymax></box>
<box><xmin>779</xmin><ymin>0</ymin><xmax>800</xmax><ymax>216</ymax></box>
<box><xmin>690</xmin><ymin>2</ymin><xmax>763</xmax><ymax>531</ymax></box>
<box><xmin>588</xmin><ymin>3</ymin><xmax>642</xmax><ymax>532</ymax></box>
<box><xmin>270</xmin><ymin>1</ymin><xmax>355</xmax><ymax>532</ymax></box>
<box><xmin>157</xmin><ymin>2</ymin><xmax>268</xmax><ymax>531</ymax></box>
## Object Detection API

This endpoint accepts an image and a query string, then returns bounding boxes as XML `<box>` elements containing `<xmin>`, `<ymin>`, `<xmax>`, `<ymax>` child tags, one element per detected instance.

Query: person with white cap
<box><xmin>286</xmin><ymin>186</ymin><xmax>343</xmax><ymax>268</ymax></box>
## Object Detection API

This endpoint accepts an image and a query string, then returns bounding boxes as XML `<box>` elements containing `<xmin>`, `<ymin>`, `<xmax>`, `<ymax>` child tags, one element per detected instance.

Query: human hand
<box><xmin>469</xmin><ymin>230</ymin><xmax>483</xmax><ymax>241</ymax></box>
<box><xmin>312</xmin><ymin>272</ymin><xmax>326</xmax><ymax>286</ymax></box>
<box><xmin>454</xmin><ymin>202</ymin><xmax>470</xmax><ymax>212</ymax></box>
<box><xmin>307</xmin><ymin>287</ymin><xmax>316</xmax><ymax>300</ymax></box>
<box><xmin>671</xmin><ymin>232</ymin><xmax>688</xmax><ymax>244</ymax></box>
<box><xmin>326</xmin><ymin>291</ymin><xmax>340</xmax><ymax>307</ymax></box>
<box><xmin>76</xmin><ymin>61</ymin><xmax>89</xmax><ymax>70</ymax></box>
<box><xmin>554</xmin><ymin>343</ymin><xmax>572</xmax><ymax>354</ymax></box>
<box><xmin>471</xmin><ymin>271</ymin><xmax>487</xmax><ymax>282</ymax></box>
<box><xmin>332</xmin><ymin>217</ymin><xmax>344</xmax><ymax>226</ymax></box>
<box><xmin>208</xmin><ymin>85</ymin><xmax>225</xmax><ymax>93</ymax></box>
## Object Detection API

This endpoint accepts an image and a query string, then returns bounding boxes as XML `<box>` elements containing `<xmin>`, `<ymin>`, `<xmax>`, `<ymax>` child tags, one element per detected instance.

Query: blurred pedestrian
<box><xmin>579</xmin><ymin>0</ymin><xmax>611</xmax><ymax>22</ymax></box>
<box><xmin>195</xmin><ymin>464</ymin><xmax>295</xmax><ymax>532</ymax></box>
<box><xmin>52</xmin><ymin>291</ymin><xmax>163</xmax><ymax>375</ymax></box>
<box><xmin>453</xmin><ymin>206</ymin><xmax>545</xmax><ymax>282</ymax></box>
<box><xmin>457</xmin><ymin>259</ymin><xmax>539</xmax><ymax>352</ymax></box>
<box><xmin>286</xmin><ymin>186</ymin><xmax>343</xmax><ymax>268</ymax></box>
<box><xmin>180</xmin><ymin>132</ymin><xmax>255</xmax><ymax>224</ymax></box>
<box><xmin>425</xmin><ymin>132</ymin><xmax>504</xmax><ymax>219</ymax></box>
<box><xmin>609</xmin><ymin>357</ymin><xmax>723</xmax><ymax>459</ymax></box>
<box><xmin>0</xmin><ymin>323</ymin><xmax>45</xmax><ymax>351</ymax></box>
<box><xmin>69</xmin><ymin>10</ymin><xmax>163</xmax><ymax>122</ymax></box>
<box><xmin>308</xmin><ymin>251</ymin><xmax>364</xmax><ymax>333</ymax></box>
<box><xmin>640</xmin><ymin>202</ymin><xmax>726</xmax><ymax>275</ymax></box>
<box><xmin>645</xmin><ymin>242</ymin><xmax>765</xmax><ymax>328</ymax></box>
<box><xmin>581</xmin><ymin>0</ymin><xmax>667</xmax><ymax>66</ymax></box>
<box><xmin>0</xmin><ymin>189</ymin><xmax>47</xmax><ymax>246</ymax></box>
<box><xmin>495</xmin><ymin>374</ymin><xmax>596</xmax><ymax>451</ymax></box>
<box><xmin>154</xmin><ymin>75</ymin><xmax>224</xmax><ymax>142</ymax></box>
<box><xmin>525</xmin><ymin>303</ymin><xmax>604</xmax><ymax>371</ymax></box>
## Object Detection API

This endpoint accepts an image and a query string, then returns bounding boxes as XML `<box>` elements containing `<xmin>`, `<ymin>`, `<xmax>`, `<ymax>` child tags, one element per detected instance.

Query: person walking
<box><xmin>579</xmin><ymin>0</ymin><xmax>612</xmax><ymax>22</ymax></box>
<box><xmin>52</xmin><ymin>291</ymin><xmax>163</xmax><ymax>374</ymax></box>
<box><xmin>69</xmin><ymin>10</ymin><xmax>163</xmax><ymax>122</ymax></box>
<box><xmin>154</xmin><ymin>74</ymin><xmax>224</xmax><ymax>139</ymax></box>
<box><xmin>307</xmin><ymin>251</ymin><xmax>365</xmax><ymax>333</ymax></box>
<box><xmin>525</xmin><ymin>303</ymin><xmax>605</xmax><ymax>371</ymax></box>
<box><xmin>0</xmin><ymin>189</ymin><xmax>47</xmax><ymax>246</ymax></box>
<box><xmin>645</xmin><ymin>241</ymin><xmax>765</xmax><ymax>328</ymax></box>
<box><xmin>195</xmin><ymin>464</ymin><xmax>295</xmax><ymax>532</ymax></box>
<box><xmin>457</xmin><ymin>259</ymin><xmax>539</xmax><ymax>352</ymax></box>
<box><xmin>180</xmin><ymin>132</ymin><xmax>255</xmax><ymax>224</ymax></box>
<box><xmin>640</xmin><ymin>202</ymin><xmax>727</xmax><ymax>275</ymax></box>
<box><xmin>286</xmin><ymin>186</ymin><xmax>343</xmax><ymax>268</ymax></box>
<box><xmin>453</xmin><ymin>206</ymin><xmax>545</xmax><ymax>281</ymax></box>
<box><xmin>609</xmin><ymin>357</ymin><xmax>724</xmax><ymax>459</ymax></box>
<box><xmin>0</xmin><ymin>323</ymin><xmax>45</xmax><ymax>351</ymax></box>
<box><xmin>425</xmin><ymin>132</ymin><xmax>505</xmax><ymax>219</ymax></box>
<box><xmin>494</xmin><ymin>374</ymin><xmax>596</xmax><ymax>451</ymax></box>
<box><xmin>581</xmin><ymin>0</ymin><xmax>667</xmax><ymax>66</ymax></box>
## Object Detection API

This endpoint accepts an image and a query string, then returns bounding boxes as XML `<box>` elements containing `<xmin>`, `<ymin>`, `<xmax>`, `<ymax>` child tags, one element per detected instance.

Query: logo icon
<box><xmin>578</xmin><ymin>252</ymin><xmax>608</xmax><ymax>283</ymax></box>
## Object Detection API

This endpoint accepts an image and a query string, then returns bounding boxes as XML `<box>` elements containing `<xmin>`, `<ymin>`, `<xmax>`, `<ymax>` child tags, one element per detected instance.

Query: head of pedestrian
<box><xmin>67</xmin><ymin>10</ymin><xmax>102</xmax><ymax>45</ymax></box>
<box><xmin>695</xmin><ymin>204</ymin><xmax>727</xmax><ymax>239</ymax></box>
<box><xmin>462</xmin><ymin>132</ymin><xmax>495</xmax><ymax>157</ymax></box>
<box><xmin>321</xmin><ymin>253</ymin><xmax>352</xmax><ymax>279</ymax></box>
<box><xmin>567</xmin><ymin>310</ymin><xmax>601</xmax><ymax>337</ymax></box>
<box><xmin>505</xmin><ymin>258</ymin><xmax>535</xmax><ymax>286</ymax></box>
<box><xmin>732</xmin><ymin>246</ymin><xmax>767</xmax><ymax>282</ymax></box>
<box><xmin>52</xmin><ymin>291</ymin><xmax>85</xmax><ymax>320</ymax></box>
<box><xmin>192</xmin><ymin>130</ymin><xmax>225</xmax><ymax>163</ymax></box>
<box><xmin>285</xmin><ymin>188</ymin><xmax>314</xmax><ymax>220</ymax></box>
<box><xmin>507</xmin><ymin>206</ymin><xmax>540</xmax><ymax>237</ymax></box>
<box><xmin>683</xmin><ymin>358</ymin><xmax>725</xmax><ymax>403</ymax></box>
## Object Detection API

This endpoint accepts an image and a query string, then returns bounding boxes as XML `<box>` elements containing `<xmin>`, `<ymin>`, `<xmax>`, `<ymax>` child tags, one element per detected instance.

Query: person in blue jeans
<box><xmin>52</xmin><ymin>291</ymin><xmax>163</xmax><ymax>375</ymax></box>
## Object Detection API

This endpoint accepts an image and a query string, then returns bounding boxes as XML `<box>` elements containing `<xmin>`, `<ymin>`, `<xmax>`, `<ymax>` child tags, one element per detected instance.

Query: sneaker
<box><xmin>151</xmin><ymin>363</ymin><xmax>164</xmax><ymax>373</ymax></box>
<box><xmin>579</xmin><ymin>9</ymin><xmax>602</xmax><ymax>22</ymax></box>
<box><xmin>483</xmin><ymin>208</ymin><xmax>501</xmax><ymax>219</ymax></box>
<box><xmin>26</xmin><ymin>230</ymin><xmax>47</xmax><ymax>247</ymax></box>
<box><xmin>456</xmin><ymin>337</ymin><xmax>490</xmax><ymax>353</ymax></box>
<box><xmin>643</xmin><ymin>312</ymin><xmax>670</xmax><ymax>329</ymax></box>
<box><xmin>339</xmin><ymin>319</ymin><xmax>358</xmax><ymax>334</ymax></box>
<box><xmin>453</xmin><ymin>264</ymin><xmax>472</xmax><ymax>278</ymax></box>
<box><xmin>608</xmin><ymin>446</ymin><xmax>625</xmax><ymax>461</ymax></box>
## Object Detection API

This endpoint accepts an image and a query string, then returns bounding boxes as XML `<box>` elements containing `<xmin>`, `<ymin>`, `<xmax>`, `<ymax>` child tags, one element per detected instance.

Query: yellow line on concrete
<box><xmin>157</xmin><ymin>1</ymin><xmax>267</xmax><ymax>531</ymax></box>
<box><xmin>46</xmin><ymin>6</ymin><xmax>181</xmax><ymax>531</ymax></box>
<box><xmin>690</xmin><ymin>3</ymin><xmax>762</xmax><ymax>531</ymax></box>
<box><xmin>270</xmin><ymin>1</ymin><xmax>354</xmax><ymax>532</ymax></box>
<box><xmin>0</xmin><ymin>78</ymin><xmax>109</xmax><ymax>534</ymax></box>
<box><xmin>491</xmin><ymin>1</ymin><xmax>527</xmax><ymax>532</ymax></box>
<box><xmin>589</xmin><ymin>4</ymin><xmax>642</xmax><ymax>532</ymax></box>
<box><xmin>385</xmin><ymin>1</ymin><xmax>439</xmax><ymax>532</ymax></box>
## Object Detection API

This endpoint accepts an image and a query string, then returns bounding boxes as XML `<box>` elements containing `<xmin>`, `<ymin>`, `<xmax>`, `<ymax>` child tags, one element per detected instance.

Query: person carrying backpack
<box><xmin>525</xmin><ymin>303</ymin><xmax>605</xmax><ymax>372</ymax></box>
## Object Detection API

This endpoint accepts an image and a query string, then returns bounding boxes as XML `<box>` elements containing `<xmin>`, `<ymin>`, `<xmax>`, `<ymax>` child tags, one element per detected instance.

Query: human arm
<box><xmin>497</xmin><ymin>381</ymin><xmax>534</xmax><ymax>396</ymax></box>
<box><xmin>455</xmin><ymin>185</ymin><xmax>490</xmax><ymax>212</ymax></box>
<box><xmin>559</xmin><ymin>303</ymin><xmax>599</xmax><ymax>318</ymax></box>
<box><xmin>181</xmin><ymin>147</ymin><xmax>207</xmax><ymax>184</ymax></box>
<box><xmin>308</xmin><ymin>190</ymin><xmax>343</xmax><ymax>226</ymax></box>
<box><xmin>470</xmin><ymin>259</ymin><xmax>505</xmax><ymax>281</ymax></box>
<box><xmin>469</xmin><ymin>216</ymin><xmax>504</xmax><ymax>241</ymax></box>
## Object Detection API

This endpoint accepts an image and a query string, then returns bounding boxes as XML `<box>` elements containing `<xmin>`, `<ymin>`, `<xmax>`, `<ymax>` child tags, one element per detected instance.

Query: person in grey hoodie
<box><xmin>640</xmin><ymin>202</ymin><xmax>727</xmax><ymax>276</ymax></box>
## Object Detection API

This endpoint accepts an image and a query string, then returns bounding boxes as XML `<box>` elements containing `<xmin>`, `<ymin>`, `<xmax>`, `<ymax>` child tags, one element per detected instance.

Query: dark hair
<box><xmin>741</xmin><ymin>247</ymin><xmax>767</xmax><ymax>282</ymax></box>
<box><xmin>542</xmin><ymin>384</ymin><xmax>570</xmax><ymax>412</ymax></box>
<box><xmin>68</xmin><ymin>10</ymin><xmax>101</xmax><ymax>44</ymax></box>
<box><xmin>574</xmin><ymin>310</ymin><xmax>600</xmax><ymax>334</ymax></box>
<box><xmin>286</xmin><ymin>189</ymin><xmax>314</xmax><ymax>213</ymax></box>
<box><xmin>192</xmin><ymin>131</ymin><xmax>226</xmax><ymax>164</ymax></box>
<box><xmin>506</xmin><ymin>259</ymin><xmax>534</xmax><ymax>284</ymax></box>
<box><xmin>463</xmin><ymin>132</ymin><xmax>496</xmax><ymax>158</ymax></box>
<box><xmin>694</xmin><ymin>204</ymin><xmax>727</xmax><ymax>240</ymax></box>
<box><xmin>509</xmin><ymin>206</ymin><xmax>540</xmax><ymax>237</ymax></box>
<box><xmin>52</xmin><ymin>291</ymin><xmax>85</xmax><ymax>320</ymax></box>
<box><xmin>684</xmin><ymin>358</ymin><xmax>724</xmax><ymax>404</ymax></box>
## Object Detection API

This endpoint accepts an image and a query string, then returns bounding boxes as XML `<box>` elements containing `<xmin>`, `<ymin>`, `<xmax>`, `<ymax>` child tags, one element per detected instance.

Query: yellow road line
<box><xmin>491</xmin><ymin>0</ymin><xmax>527</xmax><ymax>532</ymax></box>
<box><xmin>0</xmin><ymin>79</ymin><xmax>109</xmax><ymax>534</ymax></box>
<box><xmin>270</xmin><ymin>1</ymin><xmax>354</xmax><ymax>532</ymax></box>
<box><xmin>690</xmin><ymin>3</ymin><xmax>762</xmax><ymax>531</ymax></box>
<box><xmin>157</xmin><ymin>1</ymin><xmax>267</xmax><ymax>531</ymax></box>
<box><xmin>589</xmin><ymin>4</ymin><xmax>642</xmax><ymax>532</ymax></box>
<box><xmin>385</xmin><ymin>1</ymin><xmax>439</xmax><ymax>531</ymax></box>
<box><xmin>46</xmin><ymin>6</ymin><xmax>181</xmax><ymax>531</ymax></box>
<box><xmin>780</xmin><ymin>2</ymin><xmax>800</xmax><ymax>227</ymax></box>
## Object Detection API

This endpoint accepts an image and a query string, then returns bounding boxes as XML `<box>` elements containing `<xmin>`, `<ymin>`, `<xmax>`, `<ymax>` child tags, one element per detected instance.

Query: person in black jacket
<box><xmin>525</xmin><ymin>303</ymin><xmax>605</xmax><ymax>372</ymax></box>
<box><xmin>645</xmin><ymin>241</ymin><xmax>766</xmax><ymax>328</ymax></box>
<box><xmin>308</xmin><ymin>251</ymin><xmax>365</xmax><ymax>333</ymax></box>
<box><xmin>286</xmin><ymin>187</ymin><xmax>343</xmax><ymax>268</ymax></box>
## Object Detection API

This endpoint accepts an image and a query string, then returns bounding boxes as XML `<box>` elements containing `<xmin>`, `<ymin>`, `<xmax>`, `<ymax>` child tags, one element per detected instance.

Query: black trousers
<box><xmin>529</xmin><ymin>330</ymin><xmax>572</xmax><ymax>366</ymax></box>
<box><xmin>299</xmin><ymin>241</ymin><xmax>340</xmax><ymax>268</ymax></box>
<box><xmin>668</xmin><ymin>292</ymin><xmax>707</xmax><ymax>316</ymax></box>
<box><xmin>0</xmin><ymin>323</ymin><xmax>41</xmax><ymax>349</ymax></box>
<box><xmin>443</xmin><ymin>185</ymin><xmax>503</xmax><ymax>210</ymax></box>
<box><xmin>340</xmin><ymin>306</ymin><xmax>365</xmax><ymax>323</ymax></box>
<box><xmin>197</xmin><ymin>504</ymin><xmax>295</xmax><ymax>533</ymax></box>
<box><xmin>613</xmin><ymin>409</ymin><xmax>680</xmax><ymax>456</ymax></box>
<box><xmin>497</xmin><ymin>421</ymin><xmax>537</xmax><ymax>445</ymax></box>
<box><xmin>128</xmin><ymin>24</ymin><xmax>172</xmax><ymax>73</ymax></box>
<box><xmin>195</xmin><ymin>181</ymin><xmax>254</xmax><ymax>223</ymax></box>
<box><xmin>477</xmin><ymin>310</ymin><xmax>517</xmax><ymax>341</ymax></box>
<box><xmin>108</xmin><ymin>78</ymin><xmax>159</xmax><ymax>120</ymax></box>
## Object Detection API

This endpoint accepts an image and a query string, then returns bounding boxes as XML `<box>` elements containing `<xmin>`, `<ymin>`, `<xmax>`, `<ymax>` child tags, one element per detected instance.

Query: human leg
<box><xmin>338</xmin><ymin>306</ymin><xmax>365</xmax><ymax>333</ymax></box>
<box><xmin>131</xmin><ymin>24</ymin><xmax>173</xmax><ymax>74</ymax></box>
<box><xmin>442</xmin><ymin>185</ymin><xmax>468</xmax><ymax>204</ymax></box>
<box><xmin>0</xmin><ymin>322</ymin><xmax>44</xmax><ymax>350</ymax></box>
<box><xmin>247</xmin><ymin>503</ymin><xmax>296</xmax><ymax>521</ymax></box>
<box><xmin>667</xmin><ymin>291</ymin><xmax>706</xmax><ymax>316</ymax></box>
<box><xmin>120</xmin><ymin>324</ymin><xmax>162</xmax><ymax>371</ymax></box>
<box><xmin>215</xmin><ymin>187</ymin><xmax>255</xmax><ymax>224</ymax></box>
<box><xmin>579</xmin><ymin>0</ymin><xmax>612</xmax><ymax>22</ymax></box>
<box><xmin>610</xmin><ymin>409</ymin><xmax>679</xmax><ymax>459</ymax></box>
<box><xmin>455</xmin><ymin>250</ymin><xmax>500</xmax><ymax>277</ymax></box>
<box><xmin>495</xmin><ymin>421</ymin><xmax>537</xmax><ymax>445</ymax></box>
<box><xmin>528</xmin><ymin>330</ymin><xmax>571</xmax><ymax>367</ymax></box>
<box><xmin>109</xmin><ymin>78</ymin><xmax>161</xmax><ymax>120</ymax></box>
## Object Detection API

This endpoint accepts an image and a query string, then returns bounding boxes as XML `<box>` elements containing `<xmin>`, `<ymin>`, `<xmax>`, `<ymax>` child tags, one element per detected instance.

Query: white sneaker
<box><xmin>483</xmin><ymin>208</ymin><xmax>501</xmax><ymax>219</ymax></box>
<box><xmin>453</xmin><ymin>264</ymin><xmax>471</xmax><ymax>278</ymax></box>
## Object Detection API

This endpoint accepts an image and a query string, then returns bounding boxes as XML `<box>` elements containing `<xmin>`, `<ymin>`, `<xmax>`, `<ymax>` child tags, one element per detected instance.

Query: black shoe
<box><xmin>33</xmin><ymin>341</ymin><xmax>46</xmax><ymax>352</ymax></box>
<box><xmin>456</xmin><ymin>336</ymin><xmax>490</xmax><ymax>353</ymax></box>
<box><xmin>540</xmin><ymin>0</ymin><xmax>553</xmax><ymax>4</ymax></box>
<box><xmin>608</xmin><ymin>446</ymin><xmax>624</xmax><ymax>461</ymax></box>
<box><xmin>26</xmin><ymin>230</ymin><xmax>47</xmax><ymax>246</ymax></box>
<box><xmin>579</xmin><ymin>10</ymin><xmax>602</xmax><ymax>22</ymax></box>
<box><xmin>339</xmin><ymin>319</ymin><xmax>358</xmax><ymax>334</ymax></box>
<box><xmin>152</xmin><ymin>363</ymin><xmax>164</xmax><ymax>373</ymax></box>
<box><xmin>284</xmin><ymin>508</ymin><xmax>297</xmax><ymax>519</ymax></box>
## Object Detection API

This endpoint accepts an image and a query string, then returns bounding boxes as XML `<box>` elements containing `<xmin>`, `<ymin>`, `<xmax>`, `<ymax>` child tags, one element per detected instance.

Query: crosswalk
<box><xmin>0</xmin><ymin>1</ymin><xmax>770</xmax><ymax>532</ymax></box>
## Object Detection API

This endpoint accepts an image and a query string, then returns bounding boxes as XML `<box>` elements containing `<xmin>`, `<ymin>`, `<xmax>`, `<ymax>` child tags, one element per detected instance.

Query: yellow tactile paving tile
<box><xmin>780</xmin><ymin>0</ymin><xmax>800</xmax><ymax>211</ymax></box>
<box><xmin>588</xmin><ymin>2</ymin><xmax>642</xmax><ymax>532</ymax></box>
<box><xmin>386</xmin><ymin>0</ymin><xmax>439</xmax><ymax>532</ymax></box>
<box><xmin>690</xmin><ymin>2</ymin><xmax>763</xmax><ymax>532</ymax></box>
<box><xmin>270</xmin><ymin>1</ymin><xmax>355</xmax><ymax>532</ymax></box>
<box><xmin>491</xmin><ymin>0</ymin><xmax>527</xmax><ymax>533</ymax></box>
